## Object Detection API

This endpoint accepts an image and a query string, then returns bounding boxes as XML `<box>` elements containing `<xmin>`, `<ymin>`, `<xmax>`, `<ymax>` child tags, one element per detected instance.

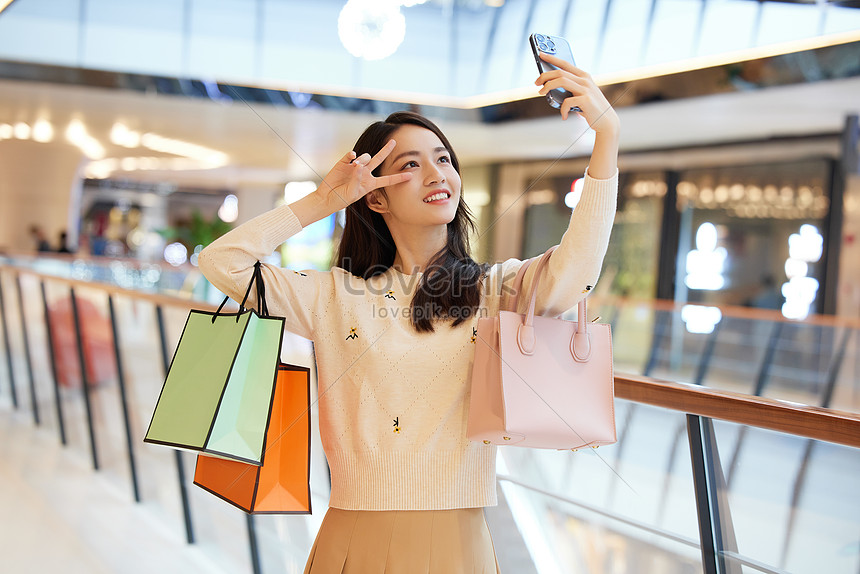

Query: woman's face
<box><xmin>369</xmin><ymin>124</ymin><xmax>461</xmax><ymax>227</ymax></box>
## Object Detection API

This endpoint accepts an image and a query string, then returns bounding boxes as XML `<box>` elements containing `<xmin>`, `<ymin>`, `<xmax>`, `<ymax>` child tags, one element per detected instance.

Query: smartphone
<box><xmin>529</xmin><ymin>33</ymin><xmax>579</xmax><ymax>110</ymax></box>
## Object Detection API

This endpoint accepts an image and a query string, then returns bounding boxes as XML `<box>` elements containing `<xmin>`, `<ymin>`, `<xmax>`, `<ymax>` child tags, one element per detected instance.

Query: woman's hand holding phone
<box><xmin>535</xmin><ymin>52</ymin><xmax>619</xmax><ymax>137</ymax></box>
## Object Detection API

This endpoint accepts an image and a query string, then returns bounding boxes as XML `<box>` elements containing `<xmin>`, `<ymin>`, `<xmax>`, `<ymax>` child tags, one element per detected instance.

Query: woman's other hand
<box><xmin>316</xmin><ymin>139</ymin><xmax>413</xmax><ymax>211</ymax></box>
<box><xmin>535</xmin><ymin>52</ymin><xmax>620</xmax><ymax>137</ymax></box>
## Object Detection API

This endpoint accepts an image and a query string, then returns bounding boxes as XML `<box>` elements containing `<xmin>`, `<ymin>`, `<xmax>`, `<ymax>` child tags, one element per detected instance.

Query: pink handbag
<box><xmin>467</xmin><ymin>245</ymin><xmax>616</xmax><ymax>450</ymax></box>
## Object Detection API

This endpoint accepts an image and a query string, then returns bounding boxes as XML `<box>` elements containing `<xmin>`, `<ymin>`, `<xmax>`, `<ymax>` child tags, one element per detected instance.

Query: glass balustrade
<box><xmin>1</xmin><ymin>257</ymin><xmax>858</xmax><ymax>574</ymax></box>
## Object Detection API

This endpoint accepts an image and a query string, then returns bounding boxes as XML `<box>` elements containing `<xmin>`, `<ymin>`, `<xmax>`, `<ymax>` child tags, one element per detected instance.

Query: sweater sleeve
<box><xmin>197</xmin><ymin>204</ymin><xmax>324</xmax><ymax>340</ymax></box>
<box><xmin>498</xmin><ymin>168</ymin><xmax>618</xmax><ymax>317</ymax></box>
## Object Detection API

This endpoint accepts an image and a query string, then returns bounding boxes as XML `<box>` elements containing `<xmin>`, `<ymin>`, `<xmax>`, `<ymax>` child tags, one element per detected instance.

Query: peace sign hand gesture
<box><xmin>535</xmin><ymin>52</ymin><xmax>620</xmax><ymax>137</ymax></box>
<box><xmin>316</xmin><ymin>139</ymin><xmax>412</xmax><ymax>211</ymax></box>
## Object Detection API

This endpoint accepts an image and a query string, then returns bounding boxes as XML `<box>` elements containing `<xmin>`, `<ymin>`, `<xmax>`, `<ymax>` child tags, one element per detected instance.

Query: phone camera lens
<box><xmin>546</xmin><ymin>39</ymin><xmax>556</xmax><ymax>50</ymax></box>
<box><xmin>535</xmin><ymin>34</ymin><xmax>545</xmax><ymax>42</ymax></box>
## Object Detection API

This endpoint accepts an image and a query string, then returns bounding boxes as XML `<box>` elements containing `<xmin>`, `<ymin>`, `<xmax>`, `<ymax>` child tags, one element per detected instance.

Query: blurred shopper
<box><xmin>745</xmin><ymin>274</ymin><xmax>781</xmax><ymax>310</ymax></box>
<box><xmin>200</xmin><ymin>54</ymin><xmax>619</xmax><ymax>573</ymax></box>
<box><xmin>56</xmin><ymin>230</ymin><xmax>74</xmax><ymax>254</ymax></box>
<box><xmin>29</xmin><ymin>225</ymin><xmax>51</xmax><ymax>252</ymax></box>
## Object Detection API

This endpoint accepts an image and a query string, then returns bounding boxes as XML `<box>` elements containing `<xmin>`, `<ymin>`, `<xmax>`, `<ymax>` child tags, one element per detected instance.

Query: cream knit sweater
<box><xmin>198</xmin><ymin>169</ymin><xmax>618</xmax><ymax>511</ymax></box>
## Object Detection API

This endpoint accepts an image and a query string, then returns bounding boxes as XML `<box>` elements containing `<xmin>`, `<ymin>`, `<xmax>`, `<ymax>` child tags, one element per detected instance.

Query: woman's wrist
<box><xmin>586</xmin><ymin>129</ymin><xmax>620</xmax><ymax>180</ymax></box>
<box><xmin>290</xmin><ymin>191</ymin><xmax>336</xmax><ymax>228</ymax></box>
<box><xmin>591</xmin><ymin>112</ymin><xmax>620</xmax><ymax>139</ymax></box>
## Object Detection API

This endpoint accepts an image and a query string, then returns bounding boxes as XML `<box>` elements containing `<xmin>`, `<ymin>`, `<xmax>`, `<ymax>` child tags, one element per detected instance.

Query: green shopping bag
<box><xmin>145</xmin><ymin>261</ymin><xmax>284</xmax><ymax>465</ymax></box>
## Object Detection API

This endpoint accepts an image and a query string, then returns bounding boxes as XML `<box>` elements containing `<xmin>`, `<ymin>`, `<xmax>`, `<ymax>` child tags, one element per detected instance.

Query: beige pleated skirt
<box><xmin>303</xmin><ymin>507</ymin><xmax>501</xmax><ymax>573</ymax></box>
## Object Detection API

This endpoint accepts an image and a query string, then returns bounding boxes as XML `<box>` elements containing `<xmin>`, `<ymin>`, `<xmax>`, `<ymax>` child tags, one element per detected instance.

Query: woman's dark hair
<box><xmin>333</xmin><ymin>111</ymin><xmax>490</xmax><ymax>333</ymax></box>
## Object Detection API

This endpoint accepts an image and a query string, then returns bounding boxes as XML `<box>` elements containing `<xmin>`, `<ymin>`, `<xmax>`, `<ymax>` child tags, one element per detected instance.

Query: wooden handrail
<box><xmin>1</xmin><ymin>264</ymin><xmax>218</xmax><ymax>312</ymax></box>
<box><xmin>3</xmin><ymin>262</ymin><xmax>859</xmax><ymax>449</ymax></box>
<box><xmin>5</xmin><ymin>256</ymin><xmax>860</xmax><ymax>328</ymax></box>
<box><xmin>615</xmin><ymin>374</ymin><xmax>860</xmax><ymax>448</ymax></box>
<box><xmin>592</xmin><ymin>294</ymin><xmax>860</xmax><ymax>330</ymax></box>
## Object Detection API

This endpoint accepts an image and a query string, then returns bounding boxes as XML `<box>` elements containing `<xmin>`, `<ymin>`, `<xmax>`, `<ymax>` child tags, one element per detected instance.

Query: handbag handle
<box><xmin>510</xmin><ymin>246</ymin><xmax>592</xmax><ymax>362</ymax></box>
<box><xmin>212</xmin><ymin>261</ymin><xmax>269</xmax><ymax>323</ymax></box>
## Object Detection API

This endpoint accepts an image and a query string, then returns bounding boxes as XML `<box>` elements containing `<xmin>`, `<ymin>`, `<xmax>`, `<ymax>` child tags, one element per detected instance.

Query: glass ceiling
<box><xmin>0</xmin><ymin>0</ymin><xmax>859</xmax><ymax>107</ymax></box>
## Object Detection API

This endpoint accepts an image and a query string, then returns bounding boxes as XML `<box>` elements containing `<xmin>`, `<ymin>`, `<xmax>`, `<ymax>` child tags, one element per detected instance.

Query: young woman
<box><xmin>199</xmin><ymin>52</ymin><xmax>619</xmax><ymax>573</ymax></box>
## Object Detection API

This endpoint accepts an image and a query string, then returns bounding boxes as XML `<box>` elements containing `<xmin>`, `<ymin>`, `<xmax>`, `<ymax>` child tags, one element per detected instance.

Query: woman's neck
<box><xmin>388</xmin><ymin>224</ymin><xmax>448</xmax><ymax>275</ymax></box>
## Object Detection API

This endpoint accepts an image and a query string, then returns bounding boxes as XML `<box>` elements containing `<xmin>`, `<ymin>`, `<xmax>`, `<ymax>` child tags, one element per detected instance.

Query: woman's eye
<box><xmin>438</xmin><ymin>155</ymin><xmax>450</xmax><ymax>163</ymax></box>
<box><xmin>401</xmin><ymin>160</ymin><xmax>418</xmax><ymax>170</ymax></box>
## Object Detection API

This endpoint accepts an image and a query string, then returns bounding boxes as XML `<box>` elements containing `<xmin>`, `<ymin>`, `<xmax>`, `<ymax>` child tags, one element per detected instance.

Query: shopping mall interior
<box><xmin>0</xmin><ymin>0</ymin><xmax>859</xmax><ymax>573</ymax></box>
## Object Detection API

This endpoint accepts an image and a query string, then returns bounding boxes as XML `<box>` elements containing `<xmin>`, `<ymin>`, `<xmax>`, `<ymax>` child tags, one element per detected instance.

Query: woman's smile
<box><xmin>423</xmin><ymin>190</ymin><xmax>451</xmax><ymax>204</ymax></box>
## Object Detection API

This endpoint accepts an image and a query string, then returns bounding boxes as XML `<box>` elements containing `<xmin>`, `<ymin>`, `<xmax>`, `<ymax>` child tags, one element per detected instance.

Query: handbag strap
<box><xmin>515</xmin><ymin>245</ymin><xmax>593</xmax><ymax>360</ymax></box>
<box><xmin>507</xmin><ymin>256</ymin><xmax>537</xmax><ymax>313</ymax></box>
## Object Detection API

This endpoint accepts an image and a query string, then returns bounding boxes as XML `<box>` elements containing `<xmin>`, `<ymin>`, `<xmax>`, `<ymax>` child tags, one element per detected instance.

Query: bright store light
<box><xmin>564</xmin><ymin>178</ymin><xmax>584</xmax><ymax>209</ymax></box>
<box><xmin>780</xmin><ymin>224</ymin><xmax>823</xmax><ymax>320</ymax></box>
<box><xmin>338</xmin><ymin>0</ymin><xmax>406</xmax><ymax>61</ymax></box>
<box><xmin>784</xmin><ymin>258</ymin><xmax>808</xmax><ymax>279</ymax></box>
<box><xmin>284</xmin><ymin>181</ymin><xmax>318</xmax><ymax>203</ymax></box>
<box><xmin>685</xmin><ymin>222</ymin><xmax>727</xmax><ymax>291</ymax></box>
<box><xmin>398</xmin><ymin>0</ymin><xmax>428</xmax><ymax>5</ymax></box>
<box><xmin>695</xmin><ymin>222</ymin><xmax>718</xmax><ymax>252</ymax></box>
<box><xmin>0</xmin><ymin>123</ymin><xmax>12</xmax><ymax>139</ymax></box>
<box><xmin>13</xmin><ymin>122</ymin><xmax>30</xmax><ymax>140</ymax></box>
<box><xmin>681</xmin><ymin>305</ymin><xmax>722</xmax><ymax>335</ymax></box>
<box><xmin>32</xmin><ymin>119</ymin><xmax>54</xmax><ymax>143</ymax></box>
<box><xmin>164</xmin><ymin>242</ymin><xmax>188</xmax><ymax>267</ymax></box>
<box><xmin>788</xmin><ymin>224</ymin><xmax>823</xmax><ymax>262</ymax></box>
<box><xmin>781</xmin><ymin>277</ymin><xmax>819</xmax><ymax>320</ymax></box>
<box><xmin>218</xmin><ymin>194</ymin><xmax>239</xmax><ymax>223</ymax></box>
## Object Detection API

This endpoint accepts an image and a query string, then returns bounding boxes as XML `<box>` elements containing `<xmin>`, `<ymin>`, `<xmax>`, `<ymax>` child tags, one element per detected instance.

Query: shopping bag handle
<box><xmin>212</xmin><ymin>261</ymin><xmax>269</xmax><ymax>323</ymax></box>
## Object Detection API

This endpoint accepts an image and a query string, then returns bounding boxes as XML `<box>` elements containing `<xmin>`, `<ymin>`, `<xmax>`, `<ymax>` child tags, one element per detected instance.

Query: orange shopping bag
<box><xmin>193</xmin><ymin>363</ymin><xmax>312</xmax><ymax>514</ymax></box>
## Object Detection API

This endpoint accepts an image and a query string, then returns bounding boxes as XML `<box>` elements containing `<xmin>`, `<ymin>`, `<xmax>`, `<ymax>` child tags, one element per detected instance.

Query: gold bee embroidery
<box><xmin>393</xmin><ymin>417</ymin><xmax>401</xmax><ymax>434</ymax></box>
<box><xmin>470</xmin><ymin>327</ymin><xmax>477</xmax><ymax>344</ymax></box>
<box><xmin>346</xmin><ymin>327</ymin><xmax>358</xmax><ymax>340</ymax></box>
<box><xmin>384</xmin><ymin>290</ymin><xmax>396</xmax><ymax>300</ymax></box>
<box><xmin>582</xmin><ymin>285</ymin><xmax>593</xmax><ymax>294</ymax></box>
<box><xmin>293</xmin><ymin>270</ymin><xmax>307</xmax><ymax>277</ymax></box>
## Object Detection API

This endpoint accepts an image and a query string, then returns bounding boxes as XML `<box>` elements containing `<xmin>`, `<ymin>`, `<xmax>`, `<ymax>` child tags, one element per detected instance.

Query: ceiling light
<box><xmin>65</xmin><ymin>119</ymin><xmax>87</xmax><ymax>144</ymax></box>
<box><xmin>0</xmin><ymin>123</ymin><xmax>11</xmax><ymax>139</ymax></box>
<box><xmin>111</xmin><ymin>122</ymin><xmax>141</xmax><ymax>147</ymax></box>
<box><xmin>110</xmin><ymin>122</ymin><xmax>129</xmax><ymax>145</ymax></box>
<box><xmin>338</xmin><ymin>0</ymin><xmax>406</xmax><ymax>61</ymax></box>
<box><xmin>140</xmin><ymin>133</ymin><xmax>228</xmax><ymax>167</ymax></box>
<box><xmin>13</xmin><ymin>122</ymin><xmax>30</xmax><ymax>139</ymax></box>
<box><xmin>32</xmin><ymin>119</ymin><xmax>54</xmax><ymax>143</ymax></box>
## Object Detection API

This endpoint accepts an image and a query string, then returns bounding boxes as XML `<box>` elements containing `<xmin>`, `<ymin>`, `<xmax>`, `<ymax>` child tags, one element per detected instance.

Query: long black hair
<box><xmin>333</xmin><ymin>111</ymin><xmax>490</xmax><ymax>333</ymax></box>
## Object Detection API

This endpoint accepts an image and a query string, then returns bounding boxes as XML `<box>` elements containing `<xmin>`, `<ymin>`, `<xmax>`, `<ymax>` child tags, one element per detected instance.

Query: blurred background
<box><xmin>0</xmin><ymin>1</ymin><xmax>858</xmax><ymax>573</ymax></box>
